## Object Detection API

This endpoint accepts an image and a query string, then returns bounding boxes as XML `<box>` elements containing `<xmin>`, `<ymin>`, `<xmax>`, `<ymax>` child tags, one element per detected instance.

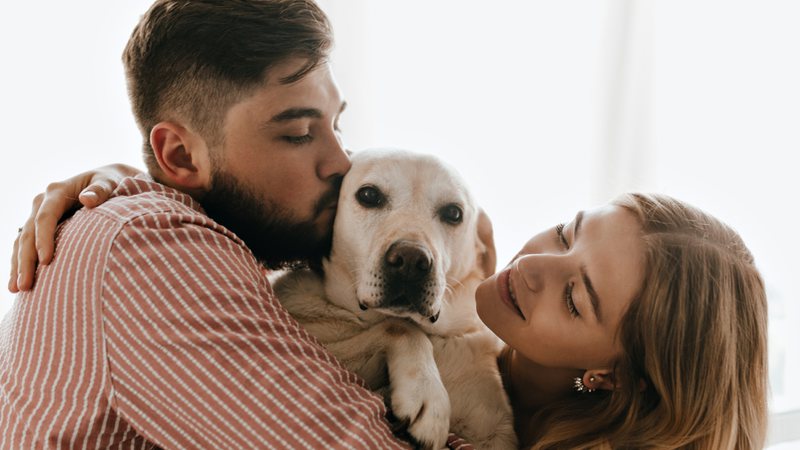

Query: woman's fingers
<box><xmin>78</xmin><ymin>164</ymin><xmax>140</xmax><ymax>208</ymax></box>
<box><xmin>33</xmin><ymin>184</ymin><xmax>79</xmax><ymax>266</ymax></box>
<box><xmin>9</xmin><ymin>231</ymin><xmax>21</xmax><ymax>293</ymax></box>
<box><xmin>79</xmin><ymin>178</ymin><xmax>117</xmax><ymax>208</ymax></box>
<box><xmin>8</xmin><ymin>164</ymin><xmax>142</xmax><ymax>293</ymax></box>
<box><xmin>11</xmin><ymin>177</ymin><xmax>83</xmax><ymax>291</ymax></box>
<box><xmin>11</xmin><ymin>193</ymin><xmax>45</xmax><ymax>292</ymax></box>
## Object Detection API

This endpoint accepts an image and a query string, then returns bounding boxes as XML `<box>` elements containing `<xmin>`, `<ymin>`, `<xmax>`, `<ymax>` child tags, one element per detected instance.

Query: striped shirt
<box><xmin>0</xmin><ymin>175</ymin><xmax>409</xmax><ymax>449</ymax></box>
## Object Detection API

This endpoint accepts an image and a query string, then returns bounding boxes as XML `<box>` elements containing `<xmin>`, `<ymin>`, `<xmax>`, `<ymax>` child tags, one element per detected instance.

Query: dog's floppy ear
<box><xmin>476</xmin><ymin>209</ymin><xmax>497</xmax><ymax>279</ymax></box>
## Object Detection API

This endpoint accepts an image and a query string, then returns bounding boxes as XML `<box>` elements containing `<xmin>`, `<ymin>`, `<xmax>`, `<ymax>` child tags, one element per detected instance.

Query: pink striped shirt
<box><xmin>0</xmin><ymin>175</ymin><xmax>409</xmax><ymax>449</ymax></box>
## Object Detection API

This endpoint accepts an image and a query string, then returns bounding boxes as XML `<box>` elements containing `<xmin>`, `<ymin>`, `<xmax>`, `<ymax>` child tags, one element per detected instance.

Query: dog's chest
<box><xmin>273</xmin><ymin>269</ymin><xmax>392</xmax><ymax>390</ymax></box>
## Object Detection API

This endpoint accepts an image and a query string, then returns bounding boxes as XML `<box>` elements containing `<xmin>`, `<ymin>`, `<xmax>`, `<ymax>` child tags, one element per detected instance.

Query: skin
<box><xmin>475</xmin><ymin>205</ymin><xmax>646</xmax><ymax>424</ymax></box>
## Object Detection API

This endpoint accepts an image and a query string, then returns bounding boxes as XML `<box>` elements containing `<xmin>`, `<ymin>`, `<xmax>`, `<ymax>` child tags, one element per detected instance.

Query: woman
<box><xmin>10</xmin><ymin>168</ymin><xmax>768</xmax><ymax>449</ymax></box>
<box><xmin>477</xmin><ymin>193</ymin><xmax>768</xmax><ymax>449</ymax></box>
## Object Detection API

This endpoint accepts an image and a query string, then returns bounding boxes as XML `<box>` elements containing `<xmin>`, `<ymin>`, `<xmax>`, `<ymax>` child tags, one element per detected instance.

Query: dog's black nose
<box><xmin>384</xmin><ymin>241</ymin><xmax>432</xmax><ymax>281</ymax></box>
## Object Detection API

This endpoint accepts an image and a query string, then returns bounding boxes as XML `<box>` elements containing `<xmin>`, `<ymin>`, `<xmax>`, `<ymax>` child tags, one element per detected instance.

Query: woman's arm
<box><xmin>9</xmin><ymin>163</ymin><xmax>142</xmax><ymax>292</ymax></box>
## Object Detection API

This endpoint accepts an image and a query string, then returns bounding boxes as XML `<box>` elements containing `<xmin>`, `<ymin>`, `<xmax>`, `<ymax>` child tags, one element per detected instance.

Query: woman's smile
<box><xmin>497</xmin><ymin>269</ymin><xmax>525</xmax><ymax>320</ymax></box>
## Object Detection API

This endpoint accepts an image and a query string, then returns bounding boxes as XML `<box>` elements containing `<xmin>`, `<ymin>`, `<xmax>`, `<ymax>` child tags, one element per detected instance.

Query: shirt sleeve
<box><xmin>100</xmin><ymin>212</ymin><xmax>409</xmax><ymax>449</ymax></box>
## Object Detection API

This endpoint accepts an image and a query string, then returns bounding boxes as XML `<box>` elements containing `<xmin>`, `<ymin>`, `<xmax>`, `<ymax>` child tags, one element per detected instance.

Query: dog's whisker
<box><xmin>447</xmin><ymin>277</ymin><xmax>466</xmax><ymax>290</ymax></box>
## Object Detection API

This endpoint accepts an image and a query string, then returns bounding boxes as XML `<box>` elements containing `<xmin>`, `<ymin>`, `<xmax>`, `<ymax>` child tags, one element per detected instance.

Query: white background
<box><xmin>1</xmin><ymin>1</ymin><xmax>798</xmax><ymax>445</ymax></box>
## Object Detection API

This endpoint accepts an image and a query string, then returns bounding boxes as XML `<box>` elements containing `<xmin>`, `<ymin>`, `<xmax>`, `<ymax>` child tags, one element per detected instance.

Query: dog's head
<box><xmin>323</xmin><ymin>149</ymin><xmax>495</xmax><ymax>334</ymax></box>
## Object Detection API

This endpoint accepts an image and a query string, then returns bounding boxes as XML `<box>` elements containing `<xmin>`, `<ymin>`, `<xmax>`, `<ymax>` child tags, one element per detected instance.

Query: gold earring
<box><xmin>573</xmin><ymin>376</ymin><xmax>596</xmax><ymax>393</ymax></box>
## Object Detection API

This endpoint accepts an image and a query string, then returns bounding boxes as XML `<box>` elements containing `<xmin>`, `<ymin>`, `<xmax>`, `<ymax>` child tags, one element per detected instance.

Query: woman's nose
<box><xmin>516</xmin><ymin>253</ymin><xmax>562</xmax><ymax>293</ymax></box>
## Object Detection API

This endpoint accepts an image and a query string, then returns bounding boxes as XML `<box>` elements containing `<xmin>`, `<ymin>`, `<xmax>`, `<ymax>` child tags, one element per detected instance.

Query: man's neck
<box><xmin>150</xmin><ymin>171</ymin><xmax>206</xmax><ymax>201</ymax></box>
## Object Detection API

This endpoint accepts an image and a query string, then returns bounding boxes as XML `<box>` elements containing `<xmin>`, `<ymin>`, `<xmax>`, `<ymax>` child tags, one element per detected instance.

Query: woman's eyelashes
<box><xmin>556</xmin><ymin>223</ymin><xmax>580</xmax><ymax>317</ymax></box>
<box><xmin>555</xmin><ymin>223</ymin><xmax>570</xmax><ymax>249</ymax></box>
<box><xmin>564</xmin><ymin>282</ymin><xmax>580</xmax><ymax>317</ymax></box>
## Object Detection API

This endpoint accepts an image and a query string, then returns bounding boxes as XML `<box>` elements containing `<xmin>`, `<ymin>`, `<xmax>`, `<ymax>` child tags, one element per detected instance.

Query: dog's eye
<box><xmin>439</xmin><ymin>204</ymin><xmax>463</xmax><ymax>225</ymax></box>
<box><xmin>355</xmin><ymin>185</ymin><xmax>385</xmax><ymax>208</ymax></box>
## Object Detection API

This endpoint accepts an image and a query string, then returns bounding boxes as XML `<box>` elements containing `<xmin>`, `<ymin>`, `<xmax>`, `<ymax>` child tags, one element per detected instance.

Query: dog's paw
<box><xmin>390</xmin><ymin>373</ymin><xmax>450</xmax><ymax>450</ymax></box>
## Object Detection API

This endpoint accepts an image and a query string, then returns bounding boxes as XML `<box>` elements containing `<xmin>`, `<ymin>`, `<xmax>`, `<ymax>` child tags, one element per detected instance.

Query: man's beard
<box><xmin>201</xmin><ymin>168</ymin><xmax>341</xmax><ymax>270</ymax></box>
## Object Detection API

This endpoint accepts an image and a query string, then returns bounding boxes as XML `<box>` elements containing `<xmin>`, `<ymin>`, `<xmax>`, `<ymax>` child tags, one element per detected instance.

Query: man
<box><xmin>0</xmin><ymin>1</ymin><xmax>411</xmax><ymax>447</ymax></box>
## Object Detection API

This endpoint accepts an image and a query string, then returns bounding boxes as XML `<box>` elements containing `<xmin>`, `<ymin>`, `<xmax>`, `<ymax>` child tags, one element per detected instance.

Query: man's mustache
<box><xmin>314</xmin><ymin>176</ymin><xmax>343</xmax><ymax>216</ymax></box>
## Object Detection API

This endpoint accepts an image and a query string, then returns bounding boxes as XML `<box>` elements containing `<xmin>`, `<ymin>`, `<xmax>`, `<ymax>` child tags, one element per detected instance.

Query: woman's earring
<box><xmin>573</xmin><ymin>376</ymin><xmax>596</xmax><ymax>393</ymax></box>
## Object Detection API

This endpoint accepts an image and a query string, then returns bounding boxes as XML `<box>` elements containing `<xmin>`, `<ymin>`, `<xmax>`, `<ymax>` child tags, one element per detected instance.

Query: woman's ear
<box><xmin>150</xmin><ymin>121</ymin><xmax>212</xmax><ymax>191</ymax></box>
<box><xmin>582</xmin><ymin>369</ymin><xmax>617</xmax><ymax>392</ymax></box>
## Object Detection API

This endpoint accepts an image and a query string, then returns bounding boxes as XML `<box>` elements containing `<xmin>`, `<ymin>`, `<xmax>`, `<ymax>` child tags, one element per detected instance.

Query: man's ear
<box><xmin>150</xmin><ymin>121</ymin><xmax>212</xmax><ymax>191</ymax></box>
<box><xmin>582</xmin><ymin>369</ymin><xmax>617</xmax><ymax>392</ymax></box>
<box><xmin>476</xmin><ymin>208</ymin><xmax>497</xmax><ymax>279</ymax></box>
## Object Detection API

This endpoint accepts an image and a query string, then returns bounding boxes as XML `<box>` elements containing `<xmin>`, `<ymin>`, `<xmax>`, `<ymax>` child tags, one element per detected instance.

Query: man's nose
<box><xmin>318</xmin><ymin>132</ymin><xmax>351</xmax><ymax>180</ymax></box>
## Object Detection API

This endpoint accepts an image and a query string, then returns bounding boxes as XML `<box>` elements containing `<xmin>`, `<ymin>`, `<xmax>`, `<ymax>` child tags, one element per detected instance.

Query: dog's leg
<box><xmin>433</xmin><ymin>332</ymin><xmax>517</xmax><ymax>450</ymax></box>
<box><xmin>382</xmin><ymin>319</ymin><xmax>450</xmax><ymax>450</ymax></box>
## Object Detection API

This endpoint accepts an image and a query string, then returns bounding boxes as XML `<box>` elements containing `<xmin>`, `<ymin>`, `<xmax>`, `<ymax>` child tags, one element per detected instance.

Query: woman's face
<box><xmin>476</xmin><ymin>205</ymin><xmax>646</xmax><ymax>370</ymax></box>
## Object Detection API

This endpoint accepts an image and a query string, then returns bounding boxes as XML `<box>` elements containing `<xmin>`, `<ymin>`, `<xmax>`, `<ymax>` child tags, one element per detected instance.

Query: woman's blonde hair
<box><xmin>527</xmin><ymin>193</ymin><xmax>768</xmax><ymax>449</ymax></box>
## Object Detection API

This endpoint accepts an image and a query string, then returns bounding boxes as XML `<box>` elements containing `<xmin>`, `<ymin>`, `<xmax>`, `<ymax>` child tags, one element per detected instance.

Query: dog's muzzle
<box><xmin>380</xmin><ymin>240</ymin><xmax>437</xmax><ymax>318</ymax></box>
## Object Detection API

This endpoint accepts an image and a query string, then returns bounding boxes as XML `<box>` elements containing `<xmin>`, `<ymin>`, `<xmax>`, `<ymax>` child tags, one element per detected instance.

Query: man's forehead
<box><xmin>220</xmin><ymin>63</ymin><xmax>344</xmax><ymax>140</ymax></box>
<box><xmin>248</xmin><ymin>62</ymin><xmax>342</xmax><ymax>112</ymax></box>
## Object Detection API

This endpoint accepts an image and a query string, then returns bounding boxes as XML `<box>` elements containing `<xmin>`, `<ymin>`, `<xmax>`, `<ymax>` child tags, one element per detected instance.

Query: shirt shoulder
<box><xmin>94</xmin><ymin>176</ymin><xmax>222</xmax><ymax>230</ymax></box>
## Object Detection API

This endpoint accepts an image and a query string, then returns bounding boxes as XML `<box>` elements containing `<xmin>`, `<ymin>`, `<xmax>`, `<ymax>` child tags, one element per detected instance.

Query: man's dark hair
<box><xmin>123</xmin><ymin>0</ymin><xmax>333</xmax><ymax>173</ymax></box>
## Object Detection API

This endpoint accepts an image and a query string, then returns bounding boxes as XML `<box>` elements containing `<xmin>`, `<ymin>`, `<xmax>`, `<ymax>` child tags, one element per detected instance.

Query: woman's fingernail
<box><xmin>81</xmin><ymin>191</ymin><xmax>99</xmax><ymax>201</ymax></box>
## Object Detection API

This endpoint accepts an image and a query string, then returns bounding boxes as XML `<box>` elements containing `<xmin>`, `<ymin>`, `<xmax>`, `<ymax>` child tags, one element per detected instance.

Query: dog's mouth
<box><xmin>358</xmin><ymin>299</ymin><xmax>441</xmax><ymax>323</ymax></box>
<box><xmin>354</xmin><ymin>239</ymin><xmax>445</xmax><ymax>324</ymax></box>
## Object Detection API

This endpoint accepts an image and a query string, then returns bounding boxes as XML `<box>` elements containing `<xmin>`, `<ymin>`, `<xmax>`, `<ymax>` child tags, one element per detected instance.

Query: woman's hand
<box><xmin>9</xmin><ymin>163</ymin><xmax>142</xmax><ymax>292</ymax></box>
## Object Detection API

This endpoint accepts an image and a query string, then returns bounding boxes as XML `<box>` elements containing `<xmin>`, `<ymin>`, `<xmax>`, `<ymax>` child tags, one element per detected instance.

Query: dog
<box><xmin>273</xmin><ymin>149</ymin><xmax>517</xmax><ymax>450</ymax></box>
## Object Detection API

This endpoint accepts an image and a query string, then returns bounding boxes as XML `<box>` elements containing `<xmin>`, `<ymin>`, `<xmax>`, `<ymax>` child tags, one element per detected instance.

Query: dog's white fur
<box><xmin>274</xmin><ymin>149</ymin><xmax>516</xmax><ymax>449</ymax></box>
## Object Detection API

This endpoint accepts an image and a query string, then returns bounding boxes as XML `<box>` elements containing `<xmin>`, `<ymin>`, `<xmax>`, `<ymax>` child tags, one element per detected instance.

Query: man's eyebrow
<box><xmin>268</xmin><ymin>107</ymin><xmax>323</xmax><ymax>123</ymax></box>
<box><xmin>581</xmin><ymin>265</ymin><xmax>602</xmax><ymax>323</ymax></box>
<box><xmin>572</xmin><ymin>211</ymin><xmax>601</xmax><ymax>322</ymax></box>
<box><xmin>265</xmin><ymin>101</ymin><xmax>347</xmax><ymax>125</ymax></box>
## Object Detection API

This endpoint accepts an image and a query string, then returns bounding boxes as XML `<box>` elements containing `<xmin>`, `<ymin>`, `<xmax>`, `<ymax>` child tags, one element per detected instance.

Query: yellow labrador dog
<box><xmin>273</xmin><ymin>149</ymin><xmax>516</xmax><ymax>450</ymax></box>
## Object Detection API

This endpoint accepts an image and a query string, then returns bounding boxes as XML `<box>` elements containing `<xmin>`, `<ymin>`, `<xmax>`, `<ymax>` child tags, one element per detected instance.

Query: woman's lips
<box><xmin>497</xmin><ymin>269</ymin><xmax>525</xmax><ymax>320</ymax></box>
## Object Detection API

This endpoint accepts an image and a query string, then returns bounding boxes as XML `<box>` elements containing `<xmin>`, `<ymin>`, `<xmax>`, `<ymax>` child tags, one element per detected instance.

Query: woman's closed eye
<box><xmin>556</xmin><ymin>223</ymin><xmax>580</xmax><ymax>317</ymax></box>
<box><xmin>565</xmin><ymin>282</ymin><xmax>580</xmax><ymax>317</ymax></box>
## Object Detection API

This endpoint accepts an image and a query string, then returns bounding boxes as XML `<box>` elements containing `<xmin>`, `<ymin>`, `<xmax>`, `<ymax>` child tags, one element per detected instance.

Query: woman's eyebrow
<box><xmin>573</xmin><ymin>210</ymin><xmax>585</xmax><ymax>240</ymax></box>
<box><xmin>581</xmin><ymin>265</ymin><xmax>602</xmax><ymax>323</ymax></box>
<box><xmin>572</xmin><ymin>211</ymin><xmax>602</xmax><ymax>323</ymax></box>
